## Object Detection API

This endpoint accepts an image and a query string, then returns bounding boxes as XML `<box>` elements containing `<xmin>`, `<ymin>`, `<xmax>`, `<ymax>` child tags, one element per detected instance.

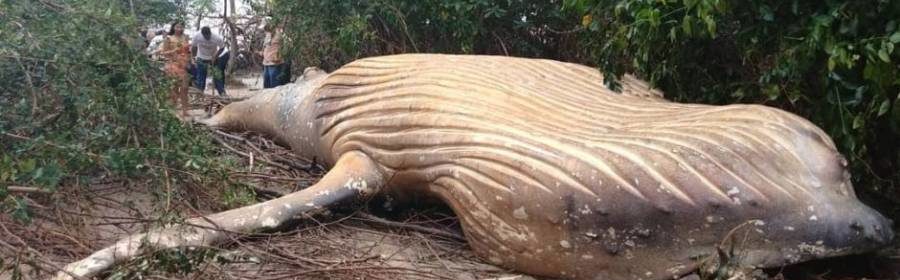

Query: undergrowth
<box><xmin>0</xmin><ymin>0</ymin><xmax>237</xmax><ymax>222</ymax></box>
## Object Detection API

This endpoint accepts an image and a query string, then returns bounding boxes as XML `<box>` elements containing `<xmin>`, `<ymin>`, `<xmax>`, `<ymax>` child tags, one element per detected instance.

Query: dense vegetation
<box><xmin>273</xmin><ymin>0</ymin><xmax>900</xmax><ymax>217</ymax></box>
<box><xmin>0</xmin><ymin>0</ymin><xmax>227</xmax><ymax>222</ymax></box>
<box><xmin>271</xmin><ymin>0</ymin><xmax>584</xmax><ymax>70</ymax></box>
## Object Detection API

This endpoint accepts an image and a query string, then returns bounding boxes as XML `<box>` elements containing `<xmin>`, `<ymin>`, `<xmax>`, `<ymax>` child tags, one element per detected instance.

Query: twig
<box><xmin>15</xmin><ymin>57</ymin><xmax>39</xmax><ymax>117</ymax></box>
<box><xmin>6</xmin><ymin>186</ymin><xmax>52</xmax><ymax>194</ymax></box>
<box><xmin>546</xmin><ymin>25</ymin><xmax>584</xmax><ymax>35</ymax></box>
<box><xmin>203</xmin><ymin>93</ymin><xmax>248</xmax><ymax>104</ymax></box>
<box><xmin>266</xmin><ymin>265</ymin><xmax>453</xmax><ymax>280</ymax></box>
<box><xmin>417</xmin><ymin>232</ymin><xmax>452</xmax><ymax>271</ymax></box>
<box><xmin>211</xmin><ymin>134</ymin><xmax>291</xmax><ymax>170</ymax></box>
<box><xmin>230</xmin><ymin>172</ymin><xmax>313</xmax><ymax>182</ymax></box>
<box><xmin>355</xmin><ymin>212</ymin><xmax>465</xmax><ymax>241</ymax></box>
<box><xmin>0</xmin><ymin>221</ymin><xmax>88</xmax><ymax>280</ymax></box>
<box><xmin>212</xmin><ymin>130</ymin><xmax>289</xmax><ymax>168</ymax></box>
<box><xmin>492</xmin><ymin>31</ymin><xmax>509</xmax><ymax>56</ymax></box>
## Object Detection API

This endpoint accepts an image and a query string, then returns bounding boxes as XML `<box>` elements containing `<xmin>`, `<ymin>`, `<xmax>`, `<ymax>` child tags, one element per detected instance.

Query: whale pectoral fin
<box><xmin>54</xmin><ymin>151</ymin><xmax>385</xmax><ymax>280</ymax></box>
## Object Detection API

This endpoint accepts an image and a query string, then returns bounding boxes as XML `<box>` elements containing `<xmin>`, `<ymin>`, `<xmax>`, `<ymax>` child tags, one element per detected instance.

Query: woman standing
<box><xmin>158</xmin><ymin>21</ymin><xmax>192</xmax><ymax>118</ymax></box>
<box><xmin>262</xmin><ymin>22</ymin><xmax>286</xmax><ymax>88</ymax></box>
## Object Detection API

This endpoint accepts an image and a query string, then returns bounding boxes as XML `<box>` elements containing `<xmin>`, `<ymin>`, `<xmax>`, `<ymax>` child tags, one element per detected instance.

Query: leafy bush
<box><xmin>271</xmin><ymin>0</ymin><xmax>582</xmax><ymax>70</ymax></box>
<box><xmin>0</xmin><ymin>0</ymin><xmax>224</xmax><ymax>221</ymax></box>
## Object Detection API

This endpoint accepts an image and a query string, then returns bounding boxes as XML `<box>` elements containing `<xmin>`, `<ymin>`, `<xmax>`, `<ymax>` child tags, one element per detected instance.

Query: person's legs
<box><xmin>214</xmin><ymin>53</ymin><xmax>229</xmax><ymax>95</ymax></box>
<box><xmin>195</xmin><ymin>60</ymin><xmax>208</xmax><ymax>91</ymax></box>
<box><xmin>263</xmin><ymin>64</ymin><xmax>282</xmax><ymax>89</ymax></box>
<box><xmin>278</xmin><ymin>61</ymin><xmax>291</xmax><ymax>86</ymax></box>
<box><xmin>263</xmin><ymin>66</ymin><xmax>273</xmax><ymax>88</ymax></box>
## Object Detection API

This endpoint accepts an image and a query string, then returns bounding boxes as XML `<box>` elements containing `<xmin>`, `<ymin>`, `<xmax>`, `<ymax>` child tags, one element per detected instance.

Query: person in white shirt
<box><xmin>190</xmin><ymin>26</ymin><xmax>225</xmax><ymax>93</ymax></box>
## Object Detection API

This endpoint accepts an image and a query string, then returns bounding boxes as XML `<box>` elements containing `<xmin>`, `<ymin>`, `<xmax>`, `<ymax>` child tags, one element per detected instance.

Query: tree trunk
<box><xmin>195</xmin><ymin>12</ymin><xmax>203</xmax><ymax>30</ymax></box>
<box><xmin>224</xmin><ymin>0</ymin><xmax>239</xmax><ymax>75</ymax></box>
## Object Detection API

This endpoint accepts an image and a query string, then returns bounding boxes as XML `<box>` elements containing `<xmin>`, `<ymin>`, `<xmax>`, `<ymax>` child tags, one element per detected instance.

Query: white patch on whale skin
<box><xmin>727</xmin><ymin>186</ymin><xmax>740</xmax><ymax>196</ymax></box>
<box><xmin>580</xmin><ymin>204</ymin><xmax>592</xmax><ymax>215</ymax></box>
<box><xmin>261</xmin><ymin>218</ymin><xmax>278</xmax><ymax>228</ymax></box>
<box><xmin>513</xmin><ymin>207</ymin><xmax>528</xmax><ymax>220</ymax></box>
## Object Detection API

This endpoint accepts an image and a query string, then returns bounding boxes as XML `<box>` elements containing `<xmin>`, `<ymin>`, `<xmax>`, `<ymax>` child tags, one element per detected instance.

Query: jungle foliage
<box><xmin>272</xmin><ymin>0</ymin><xmax>900</xmax><ymax>215</ymax></box>
<box><xmin>271</xmin><ymin>0</ymin><xmax>584</xmax><ymax>70</ymax></box>
<box><xmin>0</xmin><ymin>0</ymin><xmax>226</xmax><ymax>222</ymax></box>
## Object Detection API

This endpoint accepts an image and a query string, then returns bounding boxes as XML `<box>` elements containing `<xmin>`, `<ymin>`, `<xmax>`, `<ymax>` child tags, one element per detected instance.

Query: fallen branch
<box><xmin>2</xmin><ymin>132</ymin><xmax>103</xmax><ymax>159</ymax></box>
<box><xmin>206</xmin><ymin>94</ymin><xmax>248</xmax><ymax>104</ymax></box>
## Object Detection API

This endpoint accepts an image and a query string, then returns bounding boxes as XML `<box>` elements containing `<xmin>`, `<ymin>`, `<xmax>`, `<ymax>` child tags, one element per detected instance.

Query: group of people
<box><xmin>145</xmin><ymin>20</ymin><xmax>289</xmax><ymax>118</ymax></box>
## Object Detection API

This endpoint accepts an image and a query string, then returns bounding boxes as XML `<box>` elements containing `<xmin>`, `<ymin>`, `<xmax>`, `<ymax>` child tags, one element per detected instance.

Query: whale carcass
<box><xmin>57</xmin><ymin>54</ymin><xmax>893</xmax><ymax>280</ymax></box>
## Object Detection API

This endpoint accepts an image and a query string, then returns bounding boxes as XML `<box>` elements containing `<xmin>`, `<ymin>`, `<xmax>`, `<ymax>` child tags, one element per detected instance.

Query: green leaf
<box><xmin>684</xmin><ymin>0</ymin><xmax>699</xmax><ymax>9</ymax></box>
<box><xmin>878</xmin><ymin>99</ymin><xmax>891</xmax><ymax>116</ymax></box>
<box><xmin>894</xmin><ymin>96</ymin><xmax>900</xmax><ymax>121</ymax></box>
<box><xmin>703</xmin><ymin>15</ymin><xmax>716</xmax><ymax>36</ymax></box>
<box><xmin>852</xmin><ymin>114</ymin><xmax>864</xmax><ymax>129</ymax></box>
<box><xmin>682</xmin><ymin>15</ymin><xmax>693</xmax><ymax>36</ymax></box>
<box><xmin>18</xmin><ymin>159</ymin><xmax>36</xmax><ymax>174</ymax></box>
<box><xmin>763</xmin><ymin>84</ymin><xmax>781</xmax><ymax>100</ymax></box>
<box><xmin>759</xmin><ymin>5</ymin><xmax>774</xmax><ymax>22</ymax></box>
<box><xmin>890</xmin><ymin>31</ymin><xmax>900</xmax><ymax>43</ymax></box>
<box><xmin>11</xmin><ymin>197</ymin><xmax>31</xmax><ymax>224</ymax></box>
<box><xmin>878</xmin><ymin>48</ymin><xmax>891</xmax><ymax>63</ymax></box>
<box><xmin>33</xmin><ymin>163</ymin><xmax>61</xmax><ymax>190</ymax></box>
